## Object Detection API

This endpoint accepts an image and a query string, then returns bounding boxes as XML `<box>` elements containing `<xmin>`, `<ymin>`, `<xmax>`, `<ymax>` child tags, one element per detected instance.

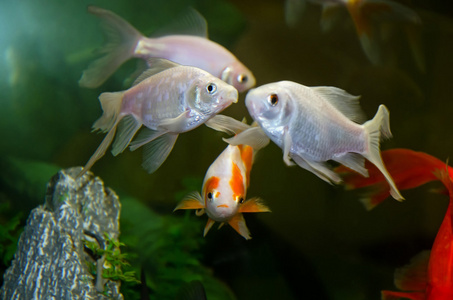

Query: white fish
<box><xmin>79</xmin><ymin>6</ymin><xmax>255</xmax><ymax>92</ymax></box>
<box><xmin>175</xmin><ymin>116</ymin><xmax>270</xmax><ymax>240</ymax></box>
<box><xmin>78</xmin><ymin>59</ymin><xmax>238</xmax><ymax>177</ymax></box>
<box><xmin>229</xmin><ymin>80</ymin><xmax>403</xmax><ymax>201</ymax></box>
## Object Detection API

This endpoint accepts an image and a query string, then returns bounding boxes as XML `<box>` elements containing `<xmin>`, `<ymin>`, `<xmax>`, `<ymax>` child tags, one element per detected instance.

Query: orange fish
<box><xmin>381</xmin><ymin>168</ymin><xmax>453</xmax><ymax>299</ymax></box>
<box><xmin>335</xmin><ymin>149</ymin><xmax>453</xmax><ymax>210</ymax></box>
<box><xmin>174</xmin><ymin>116</ymin><xmax>271</xmax><ymax>240</ymax></box>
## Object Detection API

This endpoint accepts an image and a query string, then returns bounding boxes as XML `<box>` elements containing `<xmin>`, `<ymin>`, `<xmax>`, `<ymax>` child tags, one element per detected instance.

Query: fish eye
<box><xmin>237</xmin><ymin>74</ymin><xmax>248</xmax><ymax>84</ymax></box>
<box><xmin>268</xmin><ymin>93</ymin><xmax>279</xmax><ymax>106</ymax></box>
<box><xmin>238</xmin><ymin>197</ymin><xmax>244</xmax><ymax>204</ymax></box>
<box><xmin>206</xmin><ymin>83</ymin><xmax>217</xmax><ymax>94</ymax></box>
<box><xmin>207</xmin><ymin>192</ymin><xmax>213</xmax><ymax>201</ymax></box>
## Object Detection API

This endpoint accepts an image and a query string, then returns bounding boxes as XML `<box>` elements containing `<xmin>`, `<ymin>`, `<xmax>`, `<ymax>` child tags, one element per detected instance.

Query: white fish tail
<box><xmin>79</xmin><ymin>6</ymin><xmax>143</xmax><ymax>88</ymax></box>
<box><xmin>363</xmin><ymin>105</ymin><xmax>403</xmax><ymax>201</ymax></box>
<box><xmin>78</xmin><ymin>92</ymin><xmax>124</xmax><ymax>177</ymax></box>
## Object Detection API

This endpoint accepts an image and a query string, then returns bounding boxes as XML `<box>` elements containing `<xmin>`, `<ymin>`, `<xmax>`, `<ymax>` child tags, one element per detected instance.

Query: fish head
<box><xmin>245</xmin><ymin>82</ymin><xmax>294</xmax><ymax>129</ymax></box>
<box><xmin>221</xmin><ymin>61</ymin><xmax>256</xmax><ymax>93</ymax></box>
<box><xmin>203</xmin><ymin>173</ymin><xmax>244</xmax><ymax>223</ymax></box>
<box><xmin>190</xmin><ymin>75</ymin><xmax>238</xmax><ymax>116</ymax></box>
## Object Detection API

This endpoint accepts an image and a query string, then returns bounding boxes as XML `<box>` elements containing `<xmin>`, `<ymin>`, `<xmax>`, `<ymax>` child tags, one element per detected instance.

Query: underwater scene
<box><xmin>1</xmin><ymin>0</ymin><xmax>453</xmax><ymax>299</ymax></box>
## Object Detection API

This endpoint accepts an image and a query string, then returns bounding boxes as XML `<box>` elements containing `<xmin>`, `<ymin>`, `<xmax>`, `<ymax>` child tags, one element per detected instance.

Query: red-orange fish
<box><xmin>381</xmin><ymin>168</ymin><xmax>453</xmax><ymax>299</ymax></box>
<box><xmin>335</xmin><ymin>149</ymin><xmax>453</xmax><ymax>210</ymax></box>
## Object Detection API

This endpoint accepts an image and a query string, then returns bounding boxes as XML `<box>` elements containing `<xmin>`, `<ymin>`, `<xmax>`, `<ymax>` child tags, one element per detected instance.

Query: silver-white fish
<box><xmin>229</xmin><ymin>80</ymin><xmax>403</xmax><ymax>201</ymax></box>
<box><xmin>78</xmin><ymin>59</ymin><xmax>238</xmax><ymax>176</ymax></box>
<box><xmin>79</xmin><ymin>6</ymin><xmax>255</xmax><ymax>92</ymax></box>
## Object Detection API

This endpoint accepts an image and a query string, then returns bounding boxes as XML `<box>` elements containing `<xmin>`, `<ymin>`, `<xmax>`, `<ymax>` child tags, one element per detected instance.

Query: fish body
<box><xmin>79</xmin><ymin>59</ymin><xmax>238</xmax><ymax>176</ymax></box>
<box><xmin>240</xmin><ymin>80</ymin><xmax>403</xmax><ymax>200</ymax></box>
<box><xmin>174</xmin><ymin>118</ymin><xmax>270</xmax><ymax>240</ymax></box>
<box><xmin>80</xmin><ymin>6</ymin><xmax>255</xmax><ymax>92</ymax></box>
<box><xmin>381</xmin><ymin>168</ymin><xmax>453</xmax><ymax>300</ymax></box>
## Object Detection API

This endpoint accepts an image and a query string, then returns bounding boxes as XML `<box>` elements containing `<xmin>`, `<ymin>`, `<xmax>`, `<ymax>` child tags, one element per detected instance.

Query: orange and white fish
<box><xmin>174</xmin><ymin>116</ymin><xmax>270</xmax><ymax>240</ymax></box>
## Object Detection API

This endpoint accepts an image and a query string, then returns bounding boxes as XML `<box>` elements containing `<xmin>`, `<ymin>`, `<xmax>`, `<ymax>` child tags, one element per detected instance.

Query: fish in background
<box><xmin>284</xmin><ymin>0</ymin><xmax>423</xmax><ymax>70</ymax></box>
<box><xmin>78</xmin><ymin>59</ymin><xmax>238</xmax><ymax>177</ymax></box>
<box><xmin>174</xmin><ymin>115</ymin><xmax>271</xmax><ymax>240</ymax></box>
<box><xmin>335</xmin><ymin>149</ymin><xmax>452</xmax><ymax>210</ymax></box>
<box><xmin>79</xmin><ymin>6</ymin><xmax>255</xmax><ymax>92</ymax></box>
<box><xmin>228</xmin><ymin>81</ymin><xmax>403</xmax><ymax>201</ymax></box>
<box><xmin>378</xmin><ymin>163</ymin><xmax>453</xmax><ymax>299</ymax></box>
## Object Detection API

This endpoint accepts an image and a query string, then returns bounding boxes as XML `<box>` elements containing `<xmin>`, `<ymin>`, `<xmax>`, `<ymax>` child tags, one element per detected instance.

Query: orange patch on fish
<box><xmin>240</xmin><ymin>145</ymin><xmax>253</xmax><ymax>187</ymax></box>
<box><xmin>203</xmin><ymin>176</ymin><xmax>220</xmax><ymax>202</ymax></box>
<box><xmin>217</xmin><ymin>204</ymin><xmax>229</xmax><ymax>208</ymax></box>
<box><xmin>230</xmin><ymin>162</ymin><xmax>244</xmax><ymax>201</ymax></box>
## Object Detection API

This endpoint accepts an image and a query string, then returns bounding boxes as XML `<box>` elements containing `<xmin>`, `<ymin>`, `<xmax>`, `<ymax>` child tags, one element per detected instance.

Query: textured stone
<box><xmin>1</xmin><ymin>167</ymin><xmax>123</xmax><ymax>300</ymax></box>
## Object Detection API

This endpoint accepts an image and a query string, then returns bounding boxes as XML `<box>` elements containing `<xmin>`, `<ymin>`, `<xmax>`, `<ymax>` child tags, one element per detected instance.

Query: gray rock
<box><xmin>1</xmin><ymin>167</ymin><xmax>123</xmax><ymax>300</ymax></box>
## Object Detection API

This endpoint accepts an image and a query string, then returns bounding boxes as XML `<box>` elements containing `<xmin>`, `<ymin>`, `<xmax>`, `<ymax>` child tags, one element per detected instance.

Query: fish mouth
<box><xmin>217</xmin><ymin>204</ymin><xmax>229</xmax><ymax>208</ymax></box>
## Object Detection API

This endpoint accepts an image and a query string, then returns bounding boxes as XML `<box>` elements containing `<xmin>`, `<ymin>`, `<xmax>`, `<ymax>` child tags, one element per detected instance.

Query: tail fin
<box><xmin>79</xmin><ymin>6</ymin><xmax>143</xmax><ymax>88</ymax></box>
<box><xmin>78</xmin><ymin>92</ymin><xmax>123</xmax><ymax>177</ymax></box>
<box><xmin>363</xmin><ymin>105</ymin><xmax>404</xmax><ymax>201</ymax></box>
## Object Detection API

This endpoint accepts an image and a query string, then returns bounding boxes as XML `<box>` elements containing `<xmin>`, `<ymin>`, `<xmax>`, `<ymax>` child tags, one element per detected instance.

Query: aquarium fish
<box><xmin>79</xmin><ymin>6</ymin><xmax>255</xmax><ymax>92</ymax></box>
<box><xmin>230</xmin><ymin>80</ymin><xmax>403</xmax><ymax>201</ymax></box>
<box><xmin>174</xmin><ymin>117</ymin><xmax>270</xmax><ymax>240</ymax></box>
<box><xmin>78</xmin><ymin>58</ymin><xmax>238</xmax><ymax>177</ymax></box>
<box><xmin>285</xmin><ymin>0</ymin><xmax>421</xmax><ymax>66</ymax></box>
<box><xmin>382</xmin><ymin>168</ymin><xmax>453</xmax><ymax>300</ymax></box>
<box><xmin>335</xmin><ymin>149</ymin><xmax>452</xmax><ymax>210</ymax></box>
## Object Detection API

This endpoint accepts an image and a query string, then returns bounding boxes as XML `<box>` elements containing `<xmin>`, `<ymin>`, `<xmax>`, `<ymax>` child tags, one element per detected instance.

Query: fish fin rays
<box><xmin>224</xmin><ymin>127</ymin><xmax>270</xmax><ymax>151</ymax></box>
<box><xmin>174</xmin><ymin>192</ymin><xmax>204</xmax><ymax>211</ymax></box>
<box><xmin>79</xmin><ymin>91</ymin><xmax>123</xmax><ymax>177</ymax></box>
<box><xmin>141</xmin><ymin>133</ymin><xmax>179</xmax><ymax>174</ymax></box>
<box><xmin>111</xmin><ymin>115</ymin><xmax>141</xmax><ymax>156</ymax></box>
<box><xmin>240</xmin><ymin>197</ymin><xmax>271</xmax><ymax>213</ymax></box>
<box><xmin>158</xmin><ymin>110</ymin><xmax>191</xmax><ymax>132</ymax></box>
<box><xmin>312</xmin><ymin>86</ymin><xmax>366</xmax><ymax>124</ymax></box>
<box><xmin>363</xmin><ymin>105</ymin><xmax>403</xmax><ymax>200</ymax></box>
<box><xmin>151</xmin><ymin>8</ymin><xmax>208</xmax><ymax>38</ymax></box>
<box><xmin>203</xmin><ymin>218</ymin><xmax>215</xmax><ymax>237</ymax></box>
<box><xmin>228</xmin><ymin>214</ymin><xmax>251</xmax><ymax>240</ymax></box>
<box><xmin>205</xmin><ymin>114</ymin><xmax>250</xmax><ymax>135</ymax></box>
<box><xmin>333</xmin><ymin>153</ymin><xmax>368</xmax><ymax>177</ymax></box>
<box><xmin>292</xmin><ymin>155</ymin><xmax>342</xmax><ymax>184</ymax></box>
<box><xmin>133</xmin><ymin>58</ymin><xmax>181</xmax><ymax>86</ymax></box>
<box><xmin>79</xmin><ymin>6</ymin><xmax>143</xmax><ymax>88</ymax></box>
<box><xmin>129</xmin><ymin>128</ymin><xmax>168</xmax><ymax>151</ymax></box>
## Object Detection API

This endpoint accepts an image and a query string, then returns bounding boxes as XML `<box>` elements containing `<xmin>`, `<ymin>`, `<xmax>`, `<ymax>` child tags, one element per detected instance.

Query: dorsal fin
<box><xmin>312</xmin><ymin>86</ymin><xmax>366</xmax><ymax>124</ymax></box>
<box><xmin>132</xmin><ymin>58</ymin><xmax>180</xmax><ymax>86</ymax></box>
<box><xmin>151</xmin><ymin>7</ymin><xmax>208</xmax><ymax>38</ymax></box>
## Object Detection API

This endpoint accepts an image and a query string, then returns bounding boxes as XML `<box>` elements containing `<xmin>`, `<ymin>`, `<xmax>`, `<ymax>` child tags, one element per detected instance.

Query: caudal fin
<box><xmin>79</xmin><ymin>6</ymin><xmax>143</xmax><ymax>88</ymax></box>
<box><xmin>363</xmin><ymin>105</ymin><xmax>404</xmax><ymax>201</ymax></box>
<box><xmin>78</xmin><ymin>92</ymin><xmax>123</xmax><ymax>177</ymax></box>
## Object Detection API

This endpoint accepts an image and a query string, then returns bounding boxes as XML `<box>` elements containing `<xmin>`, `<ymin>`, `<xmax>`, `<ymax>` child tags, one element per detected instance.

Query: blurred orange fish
<box><xmin>285</xmin><ymin>0</ymin><xmax>423</xmax><ymax>69</ymax></box>
<box><xmin>381</xmin><ymin>168</ymin><xmax>453</xmax><ymax>299</ymax></box>
<box><xmin>335</xmin><ymin>149</ymin><xmax>453</xmax><ymax>210</ymax></box>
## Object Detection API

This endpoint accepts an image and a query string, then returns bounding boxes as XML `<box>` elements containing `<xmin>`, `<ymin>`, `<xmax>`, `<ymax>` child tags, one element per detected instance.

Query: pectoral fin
<box><xmin>224</xmin><ymin>127</ymin><xmax>270</xmax><ymax>151</ymax></box>
<box><xmin>174</xmin><ymin>191</ymin><xmax>204</xmax><ymax>211</ymax></box>
<box><xmin>158</xmin><ymin>110</ymin><xmax>191</xmax><ymax>132</ymax></box>
<box><xmin>228</xmin><ymin>213</ymin><xmax>251</xmax><ymax>240</ymax></box>
<box><xmin>141</xmin><ymin>133</ymin><xmax>178</xmax><ymax>174</ymax></box>
<box><xmin>283</xmin><ymin>128</ymin><xmax>295</xmax><ymax>166</ymax></box>
<box><xmin>240</xmin><ymin>197</ymin><xmax>271</xmax><ymax>213</ymax></box>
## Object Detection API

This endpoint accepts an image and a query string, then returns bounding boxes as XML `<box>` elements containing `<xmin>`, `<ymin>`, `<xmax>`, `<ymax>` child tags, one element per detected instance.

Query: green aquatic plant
<box><xmin>0</xmin><ymin>203</ymin><xmax>23</xmax><ymax>266</ymax></box>
<box><xmin>83</xmin><ymin>232</ymin><xmax>140</xmax><ymax>295</ymax></box>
